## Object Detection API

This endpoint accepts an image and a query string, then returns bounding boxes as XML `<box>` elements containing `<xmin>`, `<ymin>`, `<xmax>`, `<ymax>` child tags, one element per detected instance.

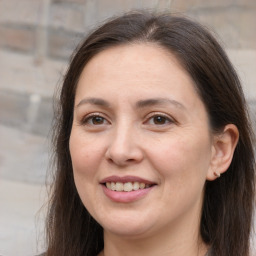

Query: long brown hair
<box><xmin>46</xmin><ymin>11</ymin><xmax>255</xmax><ymax>256</ymax></box>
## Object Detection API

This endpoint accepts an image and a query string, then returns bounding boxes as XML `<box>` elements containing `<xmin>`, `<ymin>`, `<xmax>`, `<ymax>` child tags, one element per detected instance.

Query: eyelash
<box><xmin>80</xmin><ymin>112</ymin><xmax>175</xmax><ymax>127</ymax></box>
<box><xmin>80</xmin><ymin>113</ymin><xmax>110</xmax><ymax>126</ymax></box>
<box><xmin>144</xmin><ymin>112</ymin><xmax>175</xmax><ymax>126</ymax></box>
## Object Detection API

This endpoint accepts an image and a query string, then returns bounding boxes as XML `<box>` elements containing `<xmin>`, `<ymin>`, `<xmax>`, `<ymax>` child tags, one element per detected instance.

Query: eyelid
<box><xmin>80</xmin><ymin>112</ymin><xmax>111</xmax><ymax>125</ymax></box>
<box><xmin>144</xmin><ymin>112</ymin><xmax>175</xmax><ymax>125</ymax></box>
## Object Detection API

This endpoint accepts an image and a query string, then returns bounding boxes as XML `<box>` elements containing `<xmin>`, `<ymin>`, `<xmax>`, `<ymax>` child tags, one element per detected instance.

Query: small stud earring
<box><xmin>214</xmin><ymin>171</ymin><xmax>221</xmax><ymax>178</ymax></box>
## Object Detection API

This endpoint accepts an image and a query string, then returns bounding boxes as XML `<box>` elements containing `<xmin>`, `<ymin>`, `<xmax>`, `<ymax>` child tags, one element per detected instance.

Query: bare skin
<box><xmin>70</xmin><ymin>43</ymin><xmax>238</xmax><ymax>256</ymax></box>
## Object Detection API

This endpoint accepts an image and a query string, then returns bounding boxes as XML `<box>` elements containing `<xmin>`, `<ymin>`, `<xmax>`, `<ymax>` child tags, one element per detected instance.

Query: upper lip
<box><xmin>100</xmin><ymin>175</ymin><xmax>156</xmax><ymax>185</ymax></box>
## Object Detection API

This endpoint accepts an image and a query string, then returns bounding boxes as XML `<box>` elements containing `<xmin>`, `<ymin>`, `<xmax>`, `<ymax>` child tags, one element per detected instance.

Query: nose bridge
<box><xmin>106</xmin><ymin>118</ymin><xmax>142</xmax><ymax>165</ymax></box>
<box><xmin>114</xmin><ymin>119</ymin><xmax>131</xmax><ymax>144</ymax></box>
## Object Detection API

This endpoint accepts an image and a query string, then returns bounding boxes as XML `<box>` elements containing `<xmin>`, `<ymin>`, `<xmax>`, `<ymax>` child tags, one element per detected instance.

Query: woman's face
<box><xmin>69</xmin><ymin>43</ymin><xmax>215</xmax><ymax>238</ymax></box>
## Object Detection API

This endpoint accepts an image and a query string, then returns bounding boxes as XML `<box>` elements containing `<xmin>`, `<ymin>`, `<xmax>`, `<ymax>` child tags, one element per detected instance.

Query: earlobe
<box><xmin>207</xmin><ymin>124</ymin><xmax>239</xmax><ymax>181</ymax></box>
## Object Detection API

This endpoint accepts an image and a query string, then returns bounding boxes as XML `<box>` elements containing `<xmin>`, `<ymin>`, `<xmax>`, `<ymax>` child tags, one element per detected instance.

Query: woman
<box><xmin>45</xmin><ymin>11</ymin><xmax>255</xmax><ymax>256</ymax></box>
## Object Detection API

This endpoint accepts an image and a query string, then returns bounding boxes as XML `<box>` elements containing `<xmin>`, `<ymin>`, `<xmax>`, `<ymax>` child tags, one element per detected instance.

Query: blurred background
<box><xmin>0</xmin><ymin>0</ymin><xmax>255</xmax><ymax>255</ymax></box>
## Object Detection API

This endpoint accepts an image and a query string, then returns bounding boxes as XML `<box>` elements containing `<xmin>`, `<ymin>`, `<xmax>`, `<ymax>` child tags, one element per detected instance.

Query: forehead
<box><xmin>76</xmin><ymin>43</ymin><xmax>200</xmax><ymax>108</ymax></box>
<box><xmin>80</xmin><ymin>43</ymin><xmax>185</xmax><ymax>77</ymax></box>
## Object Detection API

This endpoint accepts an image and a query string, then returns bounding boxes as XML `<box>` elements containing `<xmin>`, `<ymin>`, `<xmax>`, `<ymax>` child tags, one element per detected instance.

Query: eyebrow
<box><xmin>76</xmin><ymin>97</ymin><xmax>186</xmax><ymax>110</ymax></box>
<box><xmin>136</xmin><ymin>98</ymin><xmax>186</xmax><ymax>110</ymax></box>
<box><xmin>76</xmin><ymin>97</ymin><xmax>110</xmax><ymax>108</ymax></box>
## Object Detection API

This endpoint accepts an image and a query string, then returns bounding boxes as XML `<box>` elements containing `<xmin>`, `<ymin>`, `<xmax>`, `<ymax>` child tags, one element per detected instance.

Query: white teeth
<box><xmin>105</xmin><ymin>181</ymin><xmax>153</xmax><ymax>192</ymax></box>
<box><xmin>115</xmin><ymin>182</ymin><xmax>124</xmax><ymax>191</ymax></box>
<box><xmin>106</xmin><ymin>182</ymin><xmax>111</xmax><ymax>189</ymax></box>
<box><xmin>139</xmin><ymin>183</ymin><xmax>145</xmax><ymax>189</ymax></box>
<box><xmin>133</xmin><ymin>182</ymin><xmax>140</xmax><ymax>190</ymax></box>
<box><xmin>110</xmin><ymin>182</ymin><xmax>116</xmax><ymax>191</ymax></box>
<box><xmin>124</xmin><ymin>182</ymin><xmax>133</xmax><ymax>192</ymax></box>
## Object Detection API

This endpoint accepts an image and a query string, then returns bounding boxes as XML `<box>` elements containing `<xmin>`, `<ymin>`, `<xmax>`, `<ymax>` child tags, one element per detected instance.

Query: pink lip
<box><xmin>100</xmin><ymin>175</ymin><xmax>157</xmax><ymax>203</ymax></box>
<box><xmin>101</xmin><ymin>184</ymin><xmax>155</xmax><ymax>203</ymax></box>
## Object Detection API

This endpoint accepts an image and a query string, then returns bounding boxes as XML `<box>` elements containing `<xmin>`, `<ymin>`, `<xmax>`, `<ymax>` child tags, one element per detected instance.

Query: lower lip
<box><xmin>101</xmin><ymin>184</ymin><xmax>154</xmax><ymax>203</ymax></box>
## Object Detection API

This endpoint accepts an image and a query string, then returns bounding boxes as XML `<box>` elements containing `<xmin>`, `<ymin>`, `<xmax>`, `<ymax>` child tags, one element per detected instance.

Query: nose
<box><xmin>105</xmin><ymin>123</ymin><xmax>143</xmax><ymax>166</ymax></box>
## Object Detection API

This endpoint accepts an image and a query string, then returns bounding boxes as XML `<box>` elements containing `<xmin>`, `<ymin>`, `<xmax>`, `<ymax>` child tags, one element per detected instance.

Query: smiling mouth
<box><xmin>104</xmin><ymin>182</ymin><xmax>155</xmax><ymax>192</ymax></box>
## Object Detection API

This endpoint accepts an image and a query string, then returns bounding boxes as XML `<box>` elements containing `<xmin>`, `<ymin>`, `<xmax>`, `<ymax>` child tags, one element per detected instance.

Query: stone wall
<box><xmin>0</xmin><ymin>0</ymin><xmax>256</xmax><ymax>184</ymax></box>
<box><xmin>1</xmin><ymin>0</ymin><xmax>256</xmax><ymax>59</ymax></box>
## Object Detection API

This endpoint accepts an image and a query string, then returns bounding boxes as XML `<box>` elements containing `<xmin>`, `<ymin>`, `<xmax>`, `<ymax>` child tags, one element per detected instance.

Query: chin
<box><xmin>104</xmin><ymin>225</ymin><xmax>151</xmax><ymax>238</ymax></box>
<box><xmin>98</xmin><ymin>214</ymin><xmax>154</xmax><ymax>238</ymax></box>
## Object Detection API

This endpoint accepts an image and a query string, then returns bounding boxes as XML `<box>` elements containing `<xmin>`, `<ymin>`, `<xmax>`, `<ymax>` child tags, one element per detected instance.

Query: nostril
<box><xmin>105</xmin><ymin>143</ymin><xmax>143</xmax><ymax>166</ymax></box>
<box><xmin>107</xmin><ymin>158</ymin><xmax>114</xmax><ymax>164</ymax></box>
<box><xmin>106</xmin><ymin>156</ymin><xmax>136</xmax><ymax>166</ymax></box>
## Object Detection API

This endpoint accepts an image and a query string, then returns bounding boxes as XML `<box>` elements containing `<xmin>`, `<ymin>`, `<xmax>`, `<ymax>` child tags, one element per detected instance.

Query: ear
<box><xmin>207</xmin><ymin>124</ymin><xmax>239</xmax><ymax>181</ymax></box>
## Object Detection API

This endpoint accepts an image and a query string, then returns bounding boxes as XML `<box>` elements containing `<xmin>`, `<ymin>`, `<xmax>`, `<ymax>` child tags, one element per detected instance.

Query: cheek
<box><xmin>148</xmin><ymin>132</ymin><xmax>212</xmax><ymax>182</ymax></box>
<box><xmin>69</xmin><ymin>130</ymin><xmax>104</xmax><ymax>179</ymax></box>
<box><xmin>149</xmin><ymin>133</ymin><xmax>212</xmax><ymax>213</ymax></box>
<box><xmin>69</xmin><ymin>130</ymin><xmax>105</xmax><ymax>212</ymax></box>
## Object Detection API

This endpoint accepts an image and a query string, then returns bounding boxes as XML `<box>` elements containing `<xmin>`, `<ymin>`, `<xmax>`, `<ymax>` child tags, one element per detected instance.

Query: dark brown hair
<box><xmin>46</xmin><ymin>11</ymin><xmax>255</xmax><ymax>256</ymax></box>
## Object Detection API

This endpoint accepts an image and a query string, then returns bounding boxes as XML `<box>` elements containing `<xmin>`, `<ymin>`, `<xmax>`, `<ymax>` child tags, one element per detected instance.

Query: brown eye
<box><xmin>144</xmin><ymin>112</ymin><xmax>175</xmax><ymax>128</ymax></box>
<box><xmin>82</xmin><ymin>114</ymin><xmax>109</xmax><ymax>126</ymax></box>
<box><xmin>147</xmin><ymin>115</ymin><xmax>172</xmax><ymax>126</ymax></box>
<box><xmin>153</xmin><ymin>116</ymin><xmax>168</xmax><ymax>125</ymax></box>
<box><xmin>91</xmin><ymin>116</ymin><xmax>105</xmax><ymax>125</ymax></box>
